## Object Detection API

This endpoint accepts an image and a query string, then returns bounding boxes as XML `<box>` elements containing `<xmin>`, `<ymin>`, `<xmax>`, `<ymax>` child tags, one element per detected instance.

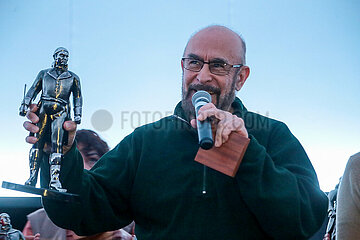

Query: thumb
<box><xmin>24</xmin><ymin>233</ymin><xmax>40</xmax><ymax>240</ymax></box>
<box><xmin>190</xmin><ymin>119</ymin><xmax>197</xmax><ymax>129</ymax></box>
<box><xmin>63</xmin><ymin>120</ymin><xmax>77</xmax><ymax>154</ymax></box>
<box><xmin>64</xmin><ymin>120</ymin><xmax>77</xmax><ymax>132</ymax></box>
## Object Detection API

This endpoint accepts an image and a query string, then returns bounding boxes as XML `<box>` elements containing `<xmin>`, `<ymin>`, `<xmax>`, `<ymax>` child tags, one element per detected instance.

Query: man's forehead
<box><xmin>184</xmin><ymin>27</ymin><xmax>243</xmax><ymax>61</ymax></box>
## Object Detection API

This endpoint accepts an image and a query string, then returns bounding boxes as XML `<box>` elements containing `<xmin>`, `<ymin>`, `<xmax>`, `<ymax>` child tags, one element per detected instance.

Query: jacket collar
<box><xmin>47</xmin><ymin>68</ymin><xmax>72</xmax><ymax>80</ymax></box>
<box><xmin>174</xmin><ymin>97</ymin><xmax>248</xmax><ymax>123</ymax></box>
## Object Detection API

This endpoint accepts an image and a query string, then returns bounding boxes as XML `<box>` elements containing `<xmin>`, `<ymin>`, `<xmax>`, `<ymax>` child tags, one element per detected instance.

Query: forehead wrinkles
<box><xmin>185</xmin><ymin>28</ymin><xmax>243</xmax><ymax>62</ymax></box>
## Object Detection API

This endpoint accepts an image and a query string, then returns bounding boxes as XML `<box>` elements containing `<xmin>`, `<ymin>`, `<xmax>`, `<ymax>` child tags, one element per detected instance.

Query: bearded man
<box><xmin>23</xmin><ymin>26</ymin><xmax>327</xmax><ymax>239</ymax></box>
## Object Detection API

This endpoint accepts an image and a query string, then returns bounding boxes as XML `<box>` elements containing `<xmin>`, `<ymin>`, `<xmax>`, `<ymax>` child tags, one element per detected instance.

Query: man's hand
<box><xmin>112</xmin><ymin>229</ymin><xmax>134</xmax><ymax>240</ymax></box>
<box><xmin>190</xmin><ymin>103</ymin><xmax>248</xmax><ymax>147</ymax></box>
<box><xmin>24</xmin><ymin>233</ymin><xmax>40</xmax><ymax>240</ymax></box>
<box><xmin>23</xmin><ymin>104</ymin><xmax>77</xmax><ymax>154</ymax></box>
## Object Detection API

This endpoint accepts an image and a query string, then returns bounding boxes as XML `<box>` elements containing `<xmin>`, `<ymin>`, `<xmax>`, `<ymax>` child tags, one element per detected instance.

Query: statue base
<box><xmin>195</xmin><ymin>132</ymin><xmax>250</xmax><ymax>177</ymax></box>
<box><xmin>1</xmin><ymin>181</ymin><xmax>80</xmax><ymax>203</ymax></box>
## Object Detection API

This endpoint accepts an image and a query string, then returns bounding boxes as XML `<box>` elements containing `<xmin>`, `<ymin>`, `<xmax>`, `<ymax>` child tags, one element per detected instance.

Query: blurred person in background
<box><xmin>336</xmin><ymin>152</ymin><xmax>360</xmax><ymax>240</ymax></box>
<box><xmin>1</xmin><ymin>213</ymin><xmax>26</xmax><ymax>240</ymax></box>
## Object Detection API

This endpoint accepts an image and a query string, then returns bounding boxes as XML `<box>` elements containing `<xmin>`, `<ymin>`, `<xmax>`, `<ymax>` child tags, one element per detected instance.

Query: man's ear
<box><xmin>235</xmin><ymin>66</ymin><xmax>250</xmax><ymax>91</ymax></box>
<box><xmin>181</xmin><ymin>59</ymin><xmax>184</xmax><ymax>71</ymax></box>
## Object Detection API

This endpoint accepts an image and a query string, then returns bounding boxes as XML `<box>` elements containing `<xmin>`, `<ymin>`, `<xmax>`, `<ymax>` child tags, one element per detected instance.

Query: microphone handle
<box><xmin>195</xmin><ymin>105</ymin><xmax>214</xmax><ymax>150</ymax></box>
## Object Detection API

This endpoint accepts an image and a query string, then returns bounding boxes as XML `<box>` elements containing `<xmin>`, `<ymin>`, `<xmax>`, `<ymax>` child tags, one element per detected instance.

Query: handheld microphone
<box><xmin>192</xmin><ymin>91</ymin><xmax>214</xmax><ymax>150</ymax></box>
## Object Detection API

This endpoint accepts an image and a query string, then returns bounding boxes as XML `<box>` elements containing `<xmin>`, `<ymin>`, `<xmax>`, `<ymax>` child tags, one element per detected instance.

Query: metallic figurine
<box><xmin>19</xmin><ymin>47</ymin><xmax>82</xmax><ymax>192</ymax></box>
<box><xmin>0</xmin><ymin>213</ymin><xmax>25</xmax><ymax>240</ymax></box>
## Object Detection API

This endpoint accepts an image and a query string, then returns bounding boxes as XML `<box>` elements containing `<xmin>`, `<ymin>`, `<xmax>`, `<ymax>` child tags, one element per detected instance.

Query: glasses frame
<box><xmin>182</xmin><ymin>57</ymin><xmax>243</xmax><ymax>76</ymax></box>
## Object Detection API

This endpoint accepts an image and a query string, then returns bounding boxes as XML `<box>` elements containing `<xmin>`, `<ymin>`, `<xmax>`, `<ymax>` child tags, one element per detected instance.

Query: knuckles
<box><xmin>23</xmin><ymin>121</ymin><xmax>32</xmax><ymax>131</ymax></box>
<box><xmin>26</xmin><ymin>112</ymin><xmax>39</xmax><ymax>123</ymax></box>
<box><xmin>23</xmin><ymin>121</ymin><xmax>39</xmax><ymax>133</ymax></box>
<box><xmin>25</xmin><ymin>136</ymin><xmax>38</xmax><ymax>144</ymax></box>
<box><xmin>197</xmin><ymin>104</ymin><xmax>249</xmax><ymax>140</ymax></box>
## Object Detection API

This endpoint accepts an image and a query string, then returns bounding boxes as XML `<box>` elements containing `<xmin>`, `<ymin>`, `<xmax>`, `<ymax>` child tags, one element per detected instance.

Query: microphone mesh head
<box><xmin>192</xmin><ymin>91</ymin><xmax>212</xmax><ymax>106</ymax></box>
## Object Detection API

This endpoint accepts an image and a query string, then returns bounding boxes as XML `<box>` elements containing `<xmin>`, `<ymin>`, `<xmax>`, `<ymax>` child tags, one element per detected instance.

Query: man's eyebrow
<box><xmin>186</xmin><ymin>53</ymin><xmax>202</xmax><ymax>60</ymax></box>
<box><xmin>210</xmin><ymin>57</ymin><xmax>227</xmax><ymax>63</ymax></box>
<box><xmin>186</xmin><ymin>54</ymin><xmax>227</xmax><ymax>63</ymax></box>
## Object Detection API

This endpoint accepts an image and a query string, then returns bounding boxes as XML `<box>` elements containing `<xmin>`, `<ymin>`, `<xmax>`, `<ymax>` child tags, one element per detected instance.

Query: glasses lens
<box><xmin>209</xmin><ymin>62</ymin><xmax>229</xmax><ymax>75</ymax></box>
<box><xmin>183</xmin><ymin>58</ymin><xmax>232</xmax><ymax>75</ymax></box>
<box><xmin>184</xmin><ymin>59</ymin><xmax>202</xmax><ymax>72</ymax></box>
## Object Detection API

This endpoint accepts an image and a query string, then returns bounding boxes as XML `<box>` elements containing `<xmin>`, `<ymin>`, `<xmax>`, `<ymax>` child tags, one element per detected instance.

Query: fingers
<box><xmin>23</xmin><ymin>104</ymin><xmax>40</xmax><ymax>145</ymax></box>
<box><xmin>34</xmin><ymin>233</ymin><xmax>41</xmax><ymax>240</ymax></box>
<box><xmin>197</xmin><ymin>103</ymin><xmax>219</xmax><ymax>121</ymax></box>
<box><xmin>63</xmin><ymin>120</ymin><xmax>77</xmax><ymax>132</ymax></box>
<box><xmin>24</xmin><ymin>233</ymin><xmax>40</xmax><ymax>240</ymax></box>
<box><xmin>215</xmin><ymin>117</ymin><xmax>232</xmax><ymax>147</ymax></box>
<box><xmin>195</xmin><ymin>103</ymin><xmax>248</xmax><ymax>147</ymax></box>
<box><xmin>214</xmin><ymin>115</ymin><xmax>247</xmax><ymax>147</ymax></box>
<box><xmin>29</xmin><ymin>103</ymin><xmax>38</xmax><ymax>112</ymax></box>
<box><xmin>24</xmin><ymin>104</ymin><xmax>40</xmax><ymax>133</ymax></box>
<box><xmin>62</xmin><ymin>120</ymin><xmax>77</xmax><ymax>154</ymax></box>
<box><xmin>111</xmin><ymin>229</ymin><xmax>133</xmax><ymax>239</ymax></box>
<box><xmin>26</xmin><ymin>104</ymin><xmax>39</xmax><ymax>120</ymax></box>
<box><xmin>26</xmin><ymin>104</ymin><xmax>40</xmax><ymax>122</ymax></box>
<box><xmin>190</xmin><ymin>119</ymin><xmax>197</xmax><ymax>128</ymax></box>
<box><xmin>25</xmin><ymin>136</ymin><xmax>38</xmax><ymax>144</ymax></box>
<box><xmin>23</xmin><ymin>121</ymin><xmax>39</xmax><ymax>134</ymax></box>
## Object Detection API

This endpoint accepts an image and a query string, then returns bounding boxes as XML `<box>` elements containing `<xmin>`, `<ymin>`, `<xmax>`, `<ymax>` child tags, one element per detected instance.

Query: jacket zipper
<box><xmin>172</xmin><ymin>115</ymin><xmax>208</xmax><ymax>195</ymax></box>
<box><xmin>202</xmin><ymin>165</ymin><xmax>207</xmax><ymax>195</ymax></box>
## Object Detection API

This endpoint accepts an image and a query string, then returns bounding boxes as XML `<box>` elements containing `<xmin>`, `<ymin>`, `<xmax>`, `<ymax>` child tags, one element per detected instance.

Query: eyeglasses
<box><xmin>182</xmin><ymin>58</ymin><xmax>243</xmax><ymax>76</ymax></box>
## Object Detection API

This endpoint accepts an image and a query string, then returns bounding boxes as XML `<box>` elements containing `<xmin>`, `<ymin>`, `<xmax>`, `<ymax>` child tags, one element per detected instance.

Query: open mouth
<box><xmin>188</xmin><ymin>90</ymin><xmax>217</xmax><ymax>106</ymax></box>
<box><xmin>191</xmin><ymin>89</ymin><xmax>216</xmax><ymax>97</ymax></box>
<box><xmin>192</xmin><ymin>89</ymin><xmax>216</xmax><ymax>94</ymax></box>
<box><xmin>187</xmin><ymin>84</ymin><xmax>221</xmax><ymax>103</ymax></box>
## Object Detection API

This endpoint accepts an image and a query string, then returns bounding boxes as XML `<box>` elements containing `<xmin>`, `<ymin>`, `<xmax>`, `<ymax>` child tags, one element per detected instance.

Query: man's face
<box><xmin>55</xmin><ymin>50</ymin><xmax>69</xmax><ymax>67</ymax></box>
<box><xmin>77</xmin><ymin>143</ymin><xmax>101</xmax><ymax>170</ymax></box>
<box><xmin>0</xmin><ymin>214</ymin><xmax>10</xmax><ymax>231</ymax></box>
<box><xmin>181</xmin><ymin>27</ymin><xmax>247</xmax><ymax>119</ymax></box>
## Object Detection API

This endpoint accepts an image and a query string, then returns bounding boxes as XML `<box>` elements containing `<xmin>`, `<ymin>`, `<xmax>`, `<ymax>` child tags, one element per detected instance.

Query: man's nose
<box><xmin>196</xmin><ymin>63</ymin><xmax>213</xmax><ymax>84</ymax></box>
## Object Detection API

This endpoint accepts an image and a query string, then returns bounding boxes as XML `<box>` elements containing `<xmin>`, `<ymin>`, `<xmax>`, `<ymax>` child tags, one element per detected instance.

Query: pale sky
<box><xmin>0</xmin><ymin>0</ymin><xmax>359</xmax><ymax>196</ymax></box>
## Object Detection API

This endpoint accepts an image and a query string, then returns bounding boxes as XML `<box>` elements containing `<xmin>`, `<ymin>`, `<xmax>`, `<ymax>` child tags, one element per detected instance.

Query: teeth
<box><xmin>192</xmin><ymin>90</ymin><xmax>215</xmax><ymax>95</ymax></box>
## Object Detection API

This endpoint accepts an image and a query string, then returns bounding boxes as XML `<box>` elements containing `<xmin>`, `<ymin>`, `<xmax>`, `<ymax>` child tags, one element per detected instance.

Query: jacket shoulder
<box><xmin>42</xmin><ymin>68</ymin><xmax>52</xmax><ymax>73</ymax></box>
<box><xmin>68</xmin><ymin>70</ymin><xmax>80</xmax><ymax>80</ymax></box>
<box><xmin>37</xmin><ymin>68</ymin><xmax>51</xmax><ymax>76</ymax></box>
<box><xmin>243</xmin><ymin>111</ymin><xmax>286</xmax><ymax>132</ymax></box>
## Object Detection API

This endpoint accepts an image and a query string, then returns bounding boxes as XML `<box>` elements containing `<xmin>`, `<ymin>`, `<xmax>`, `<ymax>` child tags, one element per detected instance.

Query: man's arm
<box><xmin>39</xmin><ymin>137</ymin><xmax>136</xmax><ymax>236</ymax></box>
<box><xmin>236</xmin><ymin>121</ymin><xmax>327</xmax><ymax>239</ymax></box>
<box><xmin>195</xmin><ymin>103</ymin><xmax>327</xmax><ymax>239</ymax></box>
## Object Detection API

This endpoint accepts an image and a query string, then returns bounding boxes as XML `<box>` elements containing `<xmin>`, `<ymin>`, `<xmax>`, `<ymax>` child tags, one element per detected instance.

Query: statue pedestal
<box><xmin>195</xmin><ymin>132</ymin><xmax>250</xmax><ymax>177</ymax></box>
<box><xmin>2</xmin><ymin>181</ymin><xmax>80</xmax><ymax>203</ymax></box>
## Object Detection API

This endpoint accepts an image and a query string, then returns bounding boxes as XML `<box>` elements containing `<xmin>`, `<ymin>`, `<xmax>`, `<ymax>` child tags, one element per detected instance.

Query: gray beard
<box><xmin>181</xmin><ymin>76</ymin><xmax>237</xmax><ymax>120</ymax></box>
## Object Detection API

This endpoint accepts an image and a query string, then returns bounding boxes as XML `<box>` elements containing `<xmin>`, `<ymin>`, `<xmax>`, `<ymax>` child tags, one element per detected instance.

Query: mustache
<box><xmin>187</xmin><ymin>84</ymin><xmax>221</xmax><ymax>96</ymax></box>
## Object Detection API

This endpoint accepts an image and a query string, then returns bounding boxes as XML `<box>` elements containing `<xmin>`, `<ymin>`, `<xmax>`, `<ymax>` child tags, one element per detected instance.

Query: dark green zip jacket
<box><xmin>41</xmin><ymin>98</ymin><xmax>327</xmax><ymax>239</ymax></box>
